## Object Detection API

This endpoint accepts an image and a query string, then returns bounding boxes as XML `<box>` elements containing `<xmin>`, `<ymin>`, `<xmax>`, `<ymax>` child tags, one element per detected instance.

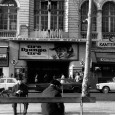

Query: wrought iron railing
<box><xmin>81</xmin><ymin>31</ymin><xmax>98</xmax><ymax>40</ymax></box>
<box><xmin>0</xmin><ymin>30</ymin><xmax>16</xmax><ymax>37</ymax></box>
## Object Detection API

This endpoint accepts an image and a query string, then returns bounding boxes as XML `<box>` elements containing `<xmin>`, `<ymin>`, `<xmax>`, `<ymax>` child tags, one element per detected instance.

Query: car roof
<box><xmin>0</xmin><ymin>78</ymin><xmax>16</xmax><ymax>79</ymax></box>
<box><xmin>0</xmin><ymin>78</ymin><xmax>17</xmax><ymax>81</ymax></box>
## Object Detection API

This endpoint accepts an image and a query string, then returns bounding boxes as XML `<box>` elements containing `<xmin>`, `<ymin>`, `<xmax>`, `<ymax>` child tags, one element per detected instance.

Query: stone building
<box><xmin>0</xmin><ymin>0</ymin><xmax>115</xmax><ymax>88</ymax></box>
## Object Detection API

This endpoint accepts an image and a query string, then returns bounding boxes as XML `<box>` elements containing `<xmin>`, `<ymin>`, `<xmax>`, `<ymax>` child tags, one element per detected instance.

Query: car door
<box><xmin>108</xmin><ymin>82</ymin><xmax>115</xmax><ymax>90</ymax></box>
<box><xmin>0</xmin><ymin>78</ymin><xmax>6</xmax><ymax>89</ymax></box>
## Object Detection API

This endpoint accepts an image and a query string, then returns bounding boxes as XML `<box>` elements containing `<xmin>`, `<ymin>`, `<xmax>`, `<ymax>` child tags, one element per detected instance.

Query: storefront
<box><xmin>92</xmin><ymin>50</ymin><xmax>115</xmax><ymax>83</ymax></box>
<box><xmin>17</xmin><ymin>42</ymin><xmax>79</xmax><ymax>83</ymax></box>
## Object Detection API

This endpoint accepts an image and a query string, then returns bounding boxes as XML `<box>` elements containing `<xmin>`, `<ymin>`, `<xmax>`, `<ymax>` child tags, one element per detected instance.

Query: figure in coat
<box><xmin>41</xmin><ymin>79</ymin><xmax>65</xmax><ymax>115</ymax></box>
<box><xmin>12</xmin><ymin>75</ymin><xmax>28</xmax><ymax>115</ymax></box>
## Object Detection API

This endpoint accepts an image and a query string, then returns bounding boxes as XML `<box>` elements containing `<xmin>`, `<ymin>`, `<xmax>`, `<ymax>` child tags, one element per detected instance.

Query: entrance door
<box><xmin>27</xmin><ymin>61</ymin><xmax>69</xmax><ymax>83</ymax></box>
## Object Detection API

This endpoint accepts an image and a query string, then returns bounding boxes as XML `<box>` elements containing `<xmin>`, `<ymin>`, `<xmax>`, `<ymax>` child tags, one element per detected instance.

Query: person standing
<box><xmin>12</xmin><ymin>75</ymin><xmax>28</xmax><ymax>115</ymax></box>
<box><xmin>75</xmin><ymin>72</ymin><xmax>81</xmax><ymax>82</ymax></box>
<box><xmin>60</xmin><ymin>74</ymin><xmax>65</xmax><ymax>84</ymax></box>
<box><xmin>35</xmin><ymin>73</ymin><xmax>39</xmax><ymax>83</ymax></box>
<box><xmin>41</xmin><ymin>80</ymin><xmax>65</xmax><ymax>115</ymax></box>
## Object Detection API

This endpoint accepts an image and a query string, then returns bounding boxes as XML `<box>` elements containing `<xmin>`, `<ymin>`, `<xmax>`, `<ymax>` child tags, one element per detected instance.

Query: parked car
<box><xmin>96</xmin><ymin>79</ymin><xmax>115</xmax><ymax>93</ymax></box>
<box><xmin>35</xmin><ymin>78</ymin><xmax>82</xmax><ymax>93</ymax></box>
<box><xmin>0</xmin><ymin>78</ymin><xmax>18</xmax><ymax>90</ymax></box>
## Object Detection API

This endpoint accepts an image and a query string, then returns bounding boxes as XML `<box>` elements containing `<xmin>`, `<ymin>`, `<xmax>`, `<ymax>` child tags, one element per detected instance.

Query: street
<box><xmin>0</xmin><ymin>92</ymin><xmax>115</xmax><ymax>115</ymax></box>
<box><xmin>28</xmin><ymin>91</ymin><xmax>115</xmax><ymax>101</ymax></box>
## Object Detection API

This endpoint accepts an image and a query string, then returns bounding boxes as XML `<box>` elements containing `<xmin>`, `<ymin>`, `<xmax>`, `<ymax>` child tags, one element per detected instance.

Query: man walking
<box><xmin>41</xmin><ymin>79</ymin><xmax>65</xmax><ymax>115</ymax></box>
<box><xmin>12</xmin><ymin>75</ymin><xmax>28</xmax><ymax>115</ymax></box>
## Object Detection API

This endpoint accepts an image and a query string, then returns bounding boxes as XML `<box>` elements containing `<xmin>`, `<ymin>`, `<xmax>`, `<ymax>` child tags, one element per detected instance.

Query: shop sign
<box><xmin>19</xmin><ymin>43</ymin><xmax>78</xmax><ymax>60</ymax></box>
<box><xmin>98</xmin><ymin>42</ymin><xmax>115</xmax><ymax>47</ymax></box>
<box><xmin>98</xmin><ymin>58</ymin><xmax>115</xmax><ymax>62</ymax></box>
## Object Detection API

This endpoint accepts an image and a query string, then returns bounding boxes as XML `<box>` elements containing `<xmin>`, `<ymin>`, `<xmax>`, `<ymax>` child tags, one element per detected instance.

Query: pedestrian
<box><xmin>44</xmin><ymin>74</ymin><xmax>49</xmax><ymax>83</ymax></box>
<box><xmin>35</xmin><ymin>73</ymin><xmax>39</xmax><ymax>83</ymax></box>
<box><xmin>75</xmin><ymin>72</ymin><xmax>81</xmax><ymax>82</ymax></box>
<box><xmin>60</xmin><ymin>74</ymin><xmax>65</xmax><ymax>84</ymax></box>
<box><xmin>11</xmin><ymin>73</ymin><xmax>13</xmax><ymax>78</ymax></box>
<box><xmin>12</xmin><ymin>75</ymin><xmax>28</xmax><ymax>115</ymax></box>
<box><xmin>41</xmin><ymin>79</ymin><xmax>65</xmax><ymax>115</ymax></box>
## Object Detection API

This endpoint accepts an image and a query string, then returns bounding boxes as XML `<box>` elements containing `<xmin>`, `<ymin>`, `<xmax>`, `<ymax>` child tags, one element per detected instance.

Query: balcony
<box><xmin>0</xmin><ymin>30</ymin><xmax>16</xmax><ymax>38</ymax></box>
<box><xmin>81</xmin><ymin>31</ymin><xmax>98</xmax><ymax>41</ymax></box>
<box><xmin>29</xmin><ymin>29</ymin><xmax>69</xmax><ymax>39</ymax></box>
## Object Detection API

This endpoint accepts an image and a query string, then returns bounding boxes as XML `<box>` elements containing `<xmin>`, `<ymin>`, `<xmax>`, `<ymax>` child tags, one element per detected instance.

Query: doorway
<box><xmin>27</xmin><ymin>61</ymin><xmax>69</xmax><ymax>83</ymax></box>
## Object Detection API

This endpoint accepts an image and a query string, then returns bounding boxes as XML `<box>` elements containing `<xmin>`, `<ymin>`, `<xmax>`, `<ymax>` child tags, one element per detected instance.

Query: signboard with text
<box><xmin>98</xmin><ymin>41</ymin><xmax>115</xmax><ymax>47</ymax></box>
<box><xmin>19</xmin><ymin>43</ymin><xmax>78</xmax><ymax>60</ymax></box>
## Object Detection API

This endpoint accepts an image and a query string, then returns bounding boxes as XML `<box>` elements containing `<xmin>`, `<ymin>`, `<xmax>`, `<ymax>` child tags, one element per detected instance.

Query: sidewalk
<box><xmin>0</xmin><ymin>101</ymin><xmax>115</xmax><ymax>115</ymax></box>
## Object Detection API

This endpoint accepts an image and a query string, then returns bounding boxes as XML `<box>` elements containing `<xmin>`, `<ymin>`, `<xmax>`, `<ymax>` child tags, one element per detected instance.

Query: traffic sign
<box><xmin>11</xmin><ymin>59</ymin><xmax>17</xmax><ymax>65</ymax></box>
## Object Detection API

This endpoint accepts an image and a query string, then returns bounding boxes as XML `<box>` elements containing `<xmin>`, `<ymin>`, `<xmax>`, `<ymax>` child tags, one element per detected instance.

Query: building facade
<box><xmin>0</xmin><ymin>0</ymin><xmax>115</xmax><ymax>88</ymax></box>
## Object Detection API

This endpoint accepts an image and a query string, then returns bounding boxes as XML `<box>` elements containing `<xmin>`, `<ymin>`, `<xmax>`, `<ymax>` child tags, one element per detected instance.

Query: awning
<box><xmin>95</xmin><ymin>52</ymin><xmax>115</xmax><ymax>62</ymax></box>
<box><xmin>0</xmin><ymin>47</ymin><xmax>8</xmax><ymax>66</ymax></box>
<box><xmin>91</xmin><ymin>48</ymin><xmax>115</xmax><ymax>63</ymax></box>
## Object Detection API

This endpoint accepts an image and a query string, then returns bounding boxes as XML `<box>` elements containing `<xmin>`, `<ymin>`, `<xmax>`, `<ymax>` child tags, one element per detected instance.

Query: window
<box><xmin>7</xmin><ymin>79</ymin><xmax>15</xmax><ymax>83</ymax></box>
<box><xmin>0</xmin><ymin>79</ymin><xmax>6</xmax><ymax>83</ymax></box>
<box><xmin>34</xmin><ymin>0</ymin><xmax>64</xmax><ymax>31</ymax></box>
<box><xmin>81</xmin><ymin>1</ymin><xmax>97</xmax><ymax>31</ymax></box>
<box><xmin>102</xmin><ymin>2</ymin><xmax>115</xmax><ymax>32</ymax></box>
<box><xmin>0</xmin><ymin>0</ymin><xmax>17</xmax><ymax>30</ymax></box>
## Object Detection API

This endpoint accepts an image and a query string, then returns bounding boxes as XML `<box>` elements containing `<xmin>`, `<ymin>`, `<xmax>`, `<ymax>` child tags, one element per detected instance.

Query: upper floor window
<box><xmin>102</xmin><ymin>2</ymin><xmax>115</xmax><ymax>32</ymax></box>
<box><xmin>34</xmin><ymin>0</ymin><xmax>64</xmax><ymax>31</ymax></box>
<box><xmin>0</xmin><ymin>0</ymin><xmax>17</xmax><ymax>31</ymax></box>
<box><xmin>81</xmin><ymin>1</ymin><xmax>97</xmax><ymax>32</ymax></box>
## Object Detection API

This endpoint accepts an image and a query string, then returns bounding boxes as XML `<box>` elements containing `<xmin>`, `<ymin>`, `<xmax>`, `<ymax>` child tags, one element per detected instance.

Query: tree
<box><xmin>82</xmin><ymin>0</ymin><xmax>93</xmax><ymax>97</ymax></box>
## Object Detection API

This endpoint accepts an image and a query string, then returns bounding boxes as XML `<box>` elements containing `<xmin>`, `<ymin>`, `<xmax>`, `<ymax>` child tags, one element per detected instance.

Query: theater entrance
<box><xmin>27</xmin><ymin>61</ymin><xmax>69</xmax><ymax>84</ymax></box>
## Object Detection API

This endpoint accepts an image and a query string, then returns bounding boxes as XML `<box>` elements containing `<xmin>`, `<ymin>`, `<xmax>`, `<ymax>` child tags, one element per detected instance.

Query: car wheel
<box><xmin>73</xmin><ymin>87</ymin><xmax>81</xmax><ymax>93</ymax></box>
<box><xmin>102</xmin><ymin>86</ymin><xmax>109</xmax><ymax>94</ymax></box>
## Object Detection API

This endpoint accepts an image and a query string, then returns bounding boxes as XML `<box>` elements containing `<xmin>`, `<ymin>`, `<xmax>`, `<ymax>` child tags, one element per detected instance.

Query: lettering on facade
<box><xmin>98</xmin><ymin>42</ymin><xmax>115</xmax><ymax>47</ymax></box>
<box><xmin>100</xmin><ymin>58</ymin><xmax>115</xmax><ymax>62</ymax></box>
<box><xmin>21</xmin><ymin>45</ymin><xmax>47</xmax><ymax>55</ymax></box>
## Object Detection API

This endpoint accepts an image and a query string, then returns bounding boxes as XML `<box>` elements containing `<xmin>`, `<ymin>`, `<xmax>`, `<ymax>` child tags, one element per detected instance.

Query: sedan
<box><xmin>35</xmin><ymin>78</ymin><xmax>82</xmax><ymax>93</ymax></box>
<box><xmin>96</xmin><ymin>81</ymin><xmax>115</xmax><ymax>93</ymax></box>
<box><xmin>0</xmin><ymin>78</ymin><xmax>18</xmax><ymax>90</ymax></box>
